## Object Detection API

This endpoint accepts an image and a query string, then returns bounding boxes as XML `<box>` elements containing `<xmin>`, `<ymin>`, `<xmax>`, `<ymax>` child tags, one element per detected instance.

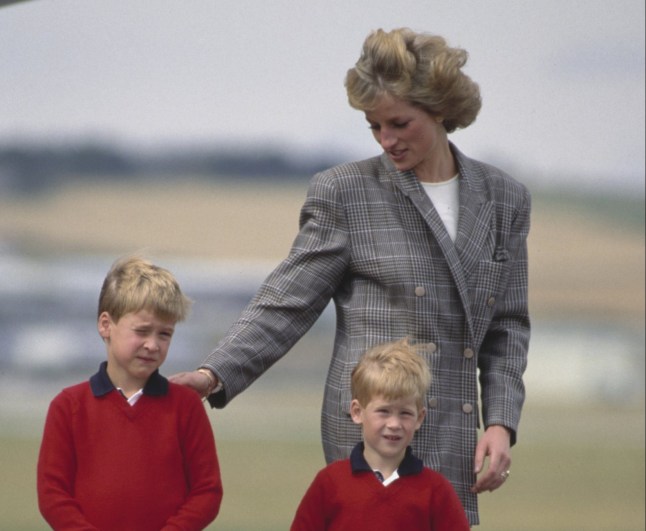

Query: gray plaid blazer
<box><xmin>204</xmin><ymin>143</ymin><xmax>531</xmax><ymax>525</ymax></box>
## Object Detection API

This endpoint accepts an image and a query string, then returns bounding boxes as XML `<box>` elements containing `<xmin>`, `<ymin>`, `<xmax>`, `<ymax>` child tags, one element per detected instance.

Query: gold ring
<box><xmin>500</xmin><ymin>470</ymin><xmax>510</xmax><ymax>479</ymax></box>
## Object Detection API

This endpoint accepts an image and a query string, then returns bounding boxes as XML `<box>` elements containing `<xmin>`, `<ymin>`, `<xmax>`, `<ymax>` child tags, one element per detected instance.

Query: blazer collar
<box><xmin>451</xmin><ymin>144</ymin><xmax>494</xmax><ymax>275</ymax></box>
<box><xmin>379</xmin><ymin>143</ymin><xmax>485</xmax><ymax>192</ymax></box>
<box><xmin>90</xmin><ymin>361</ymin><xmax>169</xmax><ymax>397</ymax></box>
<box><xmin>380</xmin><ymin>143</ymin><xmax>494</xmax><ymax>337</ymax></box>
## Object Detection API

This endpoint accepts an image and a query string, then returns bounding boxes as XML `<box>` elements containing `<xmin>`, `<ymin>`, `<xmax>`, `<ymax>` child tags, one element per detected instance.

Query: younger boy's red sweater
<box><xmin>37</xmin><ymin>364</ymin><xmax>222</xmax><ymax>531</ymax></box>
<box><xmin>291</xmin><ymin>444</ymin><xmax>470</xmax><ymax>531</ymax></box>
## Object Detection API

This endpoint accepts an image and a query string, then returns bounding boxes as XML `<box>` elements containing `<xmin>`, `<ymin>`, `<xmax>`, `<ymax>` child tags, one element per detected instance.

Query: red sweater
<box><xmin>291</xmin><ymin>444</ymin><xmax>470</xmax><ymax>531</ymax></box>
<box><xmin>37</xmin><ymin>365</ymin><xmax>222</xmax><ymax>531</ymax></box>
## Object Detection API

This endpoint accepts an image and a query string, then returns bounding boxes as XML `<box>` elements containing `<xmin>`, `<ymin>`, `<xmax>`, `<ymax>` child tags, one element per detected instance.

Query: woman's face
<box><xmin>364</xmin><ymin>93</ymin><xmax>449</xmax><ymax>181</ymax></box>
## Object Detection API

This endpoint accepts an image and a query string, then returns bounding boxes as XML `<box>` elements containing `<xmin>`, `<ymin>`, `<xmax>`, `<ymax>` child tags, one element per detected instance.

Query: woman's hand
<box><xmin>471</xmin><ymin>425</ymin><xmax>512</xmax><ymax>494</ymax></box>
<box><xmin>169</xmin><ymin>370</ymin><xmax>218</xmax><ymax>398</ymax></box>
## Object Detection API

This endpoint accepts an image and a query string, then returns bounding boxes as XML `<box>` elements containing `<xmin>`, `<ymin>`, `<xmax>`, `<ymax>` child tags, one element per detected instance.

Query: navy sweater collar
<box><xmin>90</xmin><ymin>361</ymin><xmax>169</xmax><ymax>397</ymax></box>
<box><xmin>350</xmin><ymin>441</ymin><xmax>423</xmax><ymax>477</ymax></box>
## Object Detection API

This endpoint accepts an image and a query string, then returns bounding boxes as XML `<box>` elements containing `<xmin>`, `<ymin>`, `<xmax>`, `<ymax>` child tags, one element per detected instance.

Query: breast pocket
<box><xmin>472</xmin><ymin>258</ymin><xmax>511</xmax><ymax>307</ymax></box>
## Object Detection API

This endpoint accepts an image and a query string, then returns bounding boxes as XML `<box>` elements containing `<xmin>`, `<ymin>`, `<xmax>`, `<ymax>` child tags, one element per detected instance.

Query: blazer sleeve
<box><xmin>204</xmin><ymin>170</ymin><xmax>351</xmax><ymax>407</ymax></box>
<box><xmin>477</xmin><ymin>187</ymin><xmax>531</xmax><ymax>445</ymax></box>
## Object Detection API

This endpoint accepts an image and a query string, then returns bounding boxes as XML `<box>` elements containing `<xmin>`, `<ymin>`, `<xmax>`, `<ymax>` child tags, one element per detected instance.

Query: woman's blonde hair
<box><xmin>345</xmin><ymin>27</ymin><xmax>481</xmax><ymax>133</ymax></box>
<box><xmin>97</xmin><ymin>256</ymin><xmax>191</xmax><ymax>323</ymax></box>
<box><xmin>351</xmin><ymin>338</ymin><xmax>431</xmax><ymax>410</ymax></box>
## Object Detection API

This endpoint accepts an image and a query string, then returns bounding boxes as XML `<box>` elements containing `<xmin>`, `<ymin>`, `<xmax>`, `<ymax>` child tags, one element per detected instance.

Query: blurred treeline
<box><xmin>0</xmin><ymin>140</ymin><xmax>343</xmax><ymax>194</ymax></box>
<box><xmin>1</xmin><ymin>139</ymin><xmax>644</xmax><ymax>233</ymax></box>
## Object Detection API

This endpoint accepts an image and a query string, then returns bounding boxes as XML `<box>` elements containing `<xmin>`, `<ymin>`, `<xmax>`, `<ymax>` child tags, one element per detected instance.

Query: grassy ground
<box><xmin>3</xmin><ymin>391</ymin><xmax>644</xmax><ymax>530</ymax></box>
<box><xmin>0</xmin><ymin>180</ymin><xmax>643</xmax><ymax>528</ymax></box>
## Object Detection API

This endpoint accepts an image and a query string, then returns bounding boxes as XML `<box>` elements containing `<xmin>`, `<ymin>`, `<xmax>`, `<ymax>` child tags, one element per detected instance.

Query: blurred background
<box><xmin>0</xmin><ymin>1</ymin><xmax>644</xmax><ymax>529</ymax></box>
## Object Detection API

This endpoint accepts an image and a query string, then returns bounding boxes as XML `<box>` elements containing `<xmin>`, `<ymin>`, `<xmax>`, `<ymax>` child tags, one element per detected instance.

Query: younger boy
<box><xmin>291</xmin><ymin>338</ymin><xmax>470</xmax><ymax>531</ymax></box>
<box><xmin>37</xmin><ymin>256</ymin><xmax>223</xmax><ymax>530</ymax></box>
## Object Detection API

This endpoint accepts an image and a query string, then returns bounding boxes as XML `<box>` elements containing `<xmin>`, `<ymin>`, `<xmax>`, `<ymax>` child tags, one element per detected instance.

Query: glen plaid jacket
<box><xmin>203</xmin><ymin>143</ymin><xmax>531</xmax><ymax>525</ymax></box>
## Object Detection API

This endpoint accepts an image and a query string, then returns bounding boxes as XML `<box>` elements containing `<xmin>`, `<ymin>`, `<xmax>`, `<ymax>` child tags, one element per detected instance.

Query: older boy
<box><xmin>291</xmin><ymin>338</ymin><xmax>470</xmax><ymax>530</ymax></box>
<box><xmin>37</xmin><ymin>256</ymin><xmax>222</xmax><ymax>530</ymax></box>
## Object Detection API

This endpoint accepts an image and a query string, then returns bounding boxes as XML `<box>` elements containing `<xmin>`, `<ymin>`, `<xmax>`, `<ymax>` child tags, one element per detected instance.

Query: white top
<box><xmin>421</xmin><ymin>174</ymin><xmax>460</xmax><ymax>241</ymax></box>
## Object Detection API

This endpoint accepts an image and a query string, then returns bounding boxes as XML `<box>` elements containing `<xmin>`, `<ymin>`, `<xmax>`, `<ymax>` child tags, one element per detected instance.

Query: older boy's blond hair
<box><xmin>351</xmin><ymin>338</ymin><xmax>431</xmax><ymax>410</ymax></box>
<box><xmin>97</xmin><ymin>256</ymin><xmax>191</xmax><ymax>323</ymax></box>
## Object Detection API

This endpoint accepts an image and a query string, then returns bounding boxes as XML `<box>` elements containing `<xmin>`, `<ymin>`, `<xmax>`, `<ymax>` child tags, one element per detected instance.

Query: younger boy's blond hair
<box><xmin>98</xmin><ymin>256</ymin><xmax>191</xmax><ymax>323</ymax></box>
<box><xmin>351</xmin><ymin>338</ymin><xmax>431</xmax><ymax>410</ymax></box>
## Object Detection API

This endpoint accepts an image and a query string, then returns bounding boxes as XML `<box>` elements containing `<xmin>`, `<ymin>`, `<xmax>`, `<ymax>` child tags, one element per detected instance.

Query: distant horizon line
<box><xmin>0</xmin><ymin>133</ymin><xmax>643</xmax><ymax>198</ymax></box>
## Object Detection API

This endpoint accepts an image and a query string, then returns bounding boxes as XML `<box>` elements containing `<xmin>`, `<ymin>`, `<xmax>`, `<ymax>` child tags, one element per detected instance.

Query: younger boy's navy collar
<box><xmin>350</xmin><ymin>441</ymin><xmax>424</xmax><ymax>477</ymax></box>
<box><xmin>90</xmin><ymin>361</ymin><xmax>169</xmax><ymax>397</ymax></box>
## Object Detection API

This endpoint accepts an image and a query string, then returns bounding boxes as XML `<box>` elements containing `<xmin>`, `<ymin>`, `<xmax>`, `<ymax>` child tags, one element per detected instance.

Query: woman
<box><xmin>172</xmin><ymin>27</ymin><xmax>531</xmax><ymax>526</ymax></box>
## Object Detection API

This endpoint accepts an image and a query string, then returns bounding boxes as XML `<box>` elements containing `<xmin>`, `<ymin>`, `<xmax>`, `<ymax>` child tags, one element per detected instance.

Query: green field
<box><xmin>3</xmin><ymin>386</ymin><xmax>644</xmax><ymax>531</ymax></box>
<box><xmin>1</xmin><ymin>182</ymin><xmax>643</xmax><ymax>529</ymax></box>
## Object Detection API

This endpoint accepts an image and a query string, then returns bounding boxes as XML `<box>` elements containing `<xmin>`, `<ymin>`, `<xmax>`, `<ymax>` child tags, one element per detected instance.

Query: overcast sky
<box><xmin>1</xmin><ymin>0</ymin><xmax>644</xmax><ymax>194</ymax></box>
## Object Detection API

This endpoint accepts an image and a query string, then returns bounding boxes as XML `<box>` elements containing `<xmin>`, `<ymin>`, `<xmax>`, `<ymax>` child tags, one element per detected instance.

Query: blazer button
<box><xmin>415</xmin><ymin>286</ymin><xmax>426</xmax><ymax>297</ymax></box>
<box><xmin>487</xmin><ymin>296</ymin><xmax>496</xmax><ymax>307</ymax></box>
<box><xmin>462</xmin><ymin>403</ymin><xmax>473</xmax><ymax>414</ymax></box>
<box><xmin>427</xmin><ymin>342</ymin><xmax>437</xmax><ymax>354</ymax></box>
<box><xmin>463</xmin><ymin>348</ymin><xmax>474</xmax><ymax>359</ymax></box>
<box><xmin>428</xmin><ymin>397</ymin><xmax>438</xmax><ymax>408</ymax></box>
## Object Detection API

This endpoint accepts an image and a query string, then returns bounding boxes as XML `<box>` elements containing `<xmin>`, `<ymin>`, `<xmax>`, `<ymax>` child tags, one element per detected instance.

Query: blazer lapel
<box><xmin>383</xmin><ymin>154</ymin><xmax>475</xmax><ymax>340</ymax></box>
<box><xmin>454</xmin><ymin>174</ymin><xmax>492</xmax><ymax>280</ymax></box>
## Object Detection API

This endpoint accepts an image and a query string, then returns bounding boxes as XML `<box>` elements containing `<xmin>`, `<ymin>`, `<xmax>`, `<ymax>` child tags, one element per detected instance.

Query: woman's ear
<box><xmin>97</xmin><ymin>311</ymin><xmax>112</xmax><ymax>340</ymax></box>
<box><xmin>350</xmin><ymin>399</ymin><xmax>364</xmax><ymax>425</ymax></box>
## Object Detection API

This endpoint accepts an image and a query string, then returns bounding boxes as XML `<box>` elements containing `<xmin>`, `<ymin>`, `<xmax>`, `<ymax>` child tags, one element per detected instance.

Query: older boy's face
<box><xmin>351</xmin><ymin>394</ymin><xmax>425</xmax><ymax>467</ymax></box>
<box><xmin>98</xmin><ymin>309</ymin><xmax>175</xmax><ymax>391</ymax></box>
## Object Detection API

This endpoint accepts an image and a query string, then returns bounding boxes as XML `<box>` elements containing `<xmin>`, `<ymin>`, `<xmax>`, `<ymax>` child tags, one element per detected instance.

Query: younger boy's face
<box><xmin>350</xmin><ymin>394</ymin><xmax>425</xmax><ymax>468</ymax></box>
<box><xmin>98</xmin><ymin>309</ymin><xmax>175</xmax><ymax>391</ymax></box>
